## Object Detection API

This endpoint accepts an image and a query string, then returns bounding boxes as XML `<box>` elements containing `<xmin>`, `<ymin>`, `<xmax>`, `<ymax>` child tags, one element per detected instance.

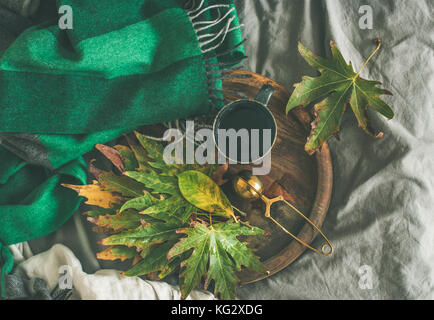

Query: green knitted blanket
<box><xmin>0</xmin><ymin>0</ymin><xmax>246</xmax><ymax>298</ymax></box>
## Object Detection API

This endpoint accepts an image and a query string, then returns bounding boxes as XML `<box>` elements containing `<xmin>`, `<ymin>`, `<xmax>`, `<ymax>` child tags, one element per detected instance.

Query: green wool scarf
<box><xmin>0</xmin><ymin>0</ymin><xmax>246</xmax><ymax>298</ymax></box>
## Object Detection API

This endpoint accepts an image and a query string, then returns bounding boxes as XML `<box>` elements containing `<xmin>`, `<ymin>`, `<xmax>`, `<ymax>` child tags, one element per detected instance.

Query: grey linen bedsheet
<box><xmin>3</xmin><ymin>0</ymin><xmax>433</xmax><ymax>299</ymax></box>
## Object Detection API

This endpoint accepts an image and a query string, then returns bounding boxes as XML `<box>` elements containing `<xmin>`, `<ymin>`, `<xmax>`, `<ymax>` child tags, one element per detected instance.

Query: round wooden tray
<box><xmin>221</xmin><ymin>70</ymin><xmax>333</xmax><ymax>284</ymax></box>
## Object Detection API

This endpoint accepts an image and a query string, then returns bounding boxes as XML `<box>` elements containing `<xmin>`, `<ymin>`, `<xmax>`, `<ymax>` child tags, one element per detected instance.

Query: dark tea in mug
<box><xmin>213</xmin><ymin>98</ymin><xmax>277</xmax><ymax>164</ymax></box>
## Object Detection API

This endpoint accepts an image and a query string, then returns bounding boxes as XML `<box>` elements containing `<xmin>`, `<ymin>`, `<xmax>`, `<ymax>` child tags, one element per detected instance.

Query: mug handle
<box><xmin>255</xmin><ymin>84</ymin><xmax>275</xmax><ymax>107</ymax></box>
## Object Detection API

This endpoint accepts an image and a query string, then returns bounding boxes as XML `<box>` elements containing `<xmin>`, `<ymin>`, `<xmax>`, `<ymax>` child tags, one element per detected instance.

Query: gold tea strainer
<box><xmin>232</xmin><ymin>171</ymin><xmax>334</xmax><ymax>256</ymax></box>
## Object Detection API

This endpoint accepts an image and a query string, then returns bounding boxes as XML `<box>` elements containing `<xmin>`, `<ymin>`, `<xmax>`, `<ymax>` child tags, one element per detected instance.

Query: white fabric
<box><xmin>13</xmin><ymin>244</ymin><xmax>215</xmax><ymax>300</ymax></box>
<box><xmin>9</xmin><ymin>242</ymin><xmax>33</xmax><ymax>264</ymax></box>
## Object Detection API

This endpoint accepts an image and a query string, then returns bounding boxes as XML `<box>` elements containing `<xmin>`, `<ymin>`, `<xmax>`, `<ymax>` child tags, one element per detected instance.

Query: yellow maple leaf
<box><xmin>62</xmin><ymin>180</ymin><xmax>122</xmax><ymax>209</ymax></box>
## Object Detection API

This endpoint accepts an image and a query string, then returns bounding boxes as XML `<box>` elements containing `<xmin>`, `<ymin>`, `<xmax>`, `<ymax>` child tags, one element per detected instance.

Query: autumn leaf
<box><xmin>135</xmin><ymin>131</ymin><xmax>165</xmax><ymax>162</ymax></box>
<box><xmin>114</xmin><ymin>145</ymin><xmax>139</xmax><ymax>171</ymax></box>
<box><xmin>119</xmin><ymin>192</ymin><xmax>157</xmax><ymax>213</ymax></box>
<box><xmin>123</xmin><ymin>240</ymin><xmax>178</xmax><ymax>277</ymax></box>
<box><xmin>124</xmin><ymin>171</ymin><xmax>179</xmax><ymax>196</ymax></box>
<box><xmin>135</xmin><ymin>131</ymin><xmax>182</xmax><ymax>176</ymax></box>
<box><xmin>97</xmin><ymin>171</ymin><xmax>145</xmax><ymax>198</ymax></box>
<box><xmin>124</xmin><ymin>134</ymin><xmax>151</xmax><ymax>171</ymax></box>
<box><xmin>286</xmin><ymin>40</ymin><xmax>393</xmax><ymax>154</ymax></box>
<box><xmin>95</xmin><ymin>144</ymin><xmax>125</xmax><ymax>172</ymax></box>
<box><xmin>100</xmin><ymin>222</ymin><xmax>181</xmax><ymax>249</ymax></box>
<box><xmin>178</xmin><ymin>170</ymin><xmax>234</xmax><ymax>218</ymax></box>
<box><xmin>97</xmin><ymin>246</ymin><xmax>137</xmax><ymax>262</ymax></box>
<box><xmin>88</xmin><ymin>210</ymin><xmax>143</xmax><ymax>233</ymax></box>
<box><xmin>157</xmin><ymin>251</ymin><xmax>190</xmax><ymax>280</ymax></box>
<box><xmin>62</xmin><ymin>181</ymin><xmax>122</xmax><ymax>209</ymax></box>
<box><xmin>83</xmin><ymin>207</ymin><xmax>117</xmax><ymax>218</ymax></box>
<box><xmin>168</xmin><ymin>221</ymin><xmax>266</xmax><ymax>300</ymax></box>
<box><xmin>141</xmin><ymin>197</ymin><xmax>195</xmax><ymax>224</ymax></box>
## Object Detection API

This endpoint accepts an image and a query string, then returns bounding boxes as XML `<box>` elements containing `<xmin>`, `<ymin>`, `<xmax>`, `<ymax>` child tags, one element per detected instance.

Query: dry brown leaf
<box><xmin>95</xmin><ymin>144</ymin><xmax>125</xmax><ymax>172</ymax></box>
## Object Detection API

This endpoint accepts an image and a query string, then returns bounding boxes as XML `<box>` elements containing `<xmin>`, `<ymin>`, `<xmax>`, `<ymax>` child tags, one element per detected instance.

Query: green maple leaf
<box><xmin>124</xmin><ymin>134</ymin><xmax>151</xmax><ymax>171</ymax></box>
<box><xmin>157</xmin><ymin>251</ymin><xmax>191</xmax><ymax>280</ymax></box>
<box><xmin>88</xmin><ymin>209</ymin><xmax>143</xmax><ymax>233</ymax></box>
<box><xmin>124</xmin><ymin>240</ymin><xmax>178</xmax><ymax>277</ymax></box>
<box><xmin>124</xmin><ymin>171</ymin><xmax>179</xmax><ymax>195</ymax></box>
<box><xmin>135</xmin><ymin>131</ymin><xmax>183</xmax><ymax>176</ymax></box>
<box><xmin>286</xmin><ymin>40</ymin><xmax>394</xmax><ymax>154</ymax></box>
<box><xmin>142</xmin><ymin>197</ymin><xmax>195</xmax><ymax>224</ymax></box>
<box><xmin>97</xmin><ymin>171</ymin><xmax>145</xmax><ymax>198</ymax></box>
<box><xmin>119</xmin><ymin>193</ymin><xmax>157</xmax><ymax>213</ymax></box>
<box><xmin>114</xmin><ymin>145</ymin><xmax>139</xmax><ymax>171</ymax></box>
<box><xmin>100</xmin><ymin>222</ymin><xmax>181</xmax><ymax>249</ymax></box>
<box><xmin>168</xmin><ymin>221</ymin><xmax>266</xmax><ymax>300</ymax></box>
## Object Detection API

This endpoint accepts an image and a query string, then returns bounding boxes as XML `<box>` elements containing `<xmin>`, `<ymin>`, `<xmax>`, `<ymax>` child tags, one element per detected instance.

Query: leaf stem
<box><xmin>232</xmin><ymin>205</ymin><xmax>248</xmax><ymax>217</ymax></box>
<box><xmin>355</xmin><ymin>39</ymin><xmax>381</xmax><ymax>79</ymax></box>
<box><xmin>238</xmin><ymin>220</ymin><xmax>254</xmax><ymax>230</ymax></box>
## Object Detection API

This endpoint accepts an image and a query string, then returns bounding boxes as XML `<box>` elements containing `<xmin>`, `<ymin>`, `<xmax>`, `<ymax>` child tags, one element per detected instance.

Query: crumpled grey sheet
<box><xmin>8</xmin><ymin>0</ymin><xmax>434</xmax><ymax>299</ymax></box>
